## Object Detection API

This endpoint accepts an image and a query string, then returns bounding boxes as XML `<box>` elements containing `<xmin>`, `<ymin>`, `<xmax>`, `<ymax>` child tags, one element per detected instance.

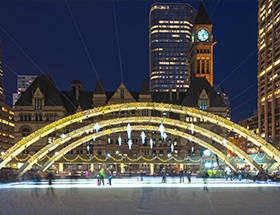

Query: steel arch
<box><xmin>16</xmin><ymin>117</ymin><xmax>261</xmax><ymax>178</ymax></box>
<box><xmin>2</xmin><ymin>102</ymin><xmax>279</xmax><ymax>169</ymax></box>
<box><xmin>39</xmin><ymin>125</ymin><xmax>239</xmax><ymax>173</ymax></box>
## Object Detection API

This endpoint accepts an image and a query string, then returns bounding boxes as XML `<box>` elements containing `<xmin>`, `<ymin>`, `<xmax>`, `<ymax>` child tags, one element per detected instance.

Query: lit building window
<box><xmin>34</xmin><ymin>98</ymin><xmax>43</xmax><ymax>109</ymax></box>
<box><xmin>199</xmin><ymin>100</ymin><xmax>208</xmax><ymax>110</ymax></box>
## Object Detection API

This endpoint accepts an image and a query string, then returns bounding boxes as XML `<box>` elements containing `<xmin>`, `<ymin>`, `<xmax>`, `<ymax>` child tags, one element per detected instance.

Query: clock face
<box><xmin>197</xmin><ymin>29</ymin><xmax>209</xmax><ymax>41</ymax></box>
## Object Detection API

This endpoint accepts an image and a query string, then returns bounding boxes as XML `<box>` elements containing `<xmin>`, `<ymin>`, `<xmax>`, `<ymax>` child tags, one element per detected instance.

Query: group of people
<box><xmin>97</xmin><ymin>168</ymin><xmax>112</xmax><ymax>186</ymax></box>
<box><xmin>161</xmin><ymin>168</ymin><xmax>192</xmax><ymax>183</ymax></box>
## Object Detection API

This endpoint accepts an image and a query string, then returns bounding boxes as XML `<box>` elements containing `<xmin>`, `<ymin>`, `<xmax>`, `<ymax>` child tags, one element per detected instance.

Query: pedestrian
<box><xmin>162</xmin><ymin>168</ymin><xmax>167</xmax><ymax>183</ymax></box>
<box><xmin>47</xmin><ymin>171</ymin><xmax>54</xmax><ymax>186</ymax></box>
<box><xmin>107</xmin><ymin>169</ymin><xmax>112</xmax><ymax>185</ymax></box>
<box><xmin>238</xmin><ymin>170</ymin><xmax>242</xmax><ymax>181</ymax></box>
<box><xmin>98</xmin><ymin>168</ymin><xmax>105</xmax><ymax>186</ymax></box>
<box><xmin>179</xmin><ymin>169</ymin><xmax>184</xmax><ymax>183</ymax></box>
<box><xmin>187</xmin><ymin>168</ymin><xmax>192</xmax><ymax>183</ymax></box>
<box><xmin>203</xmin><ymin>170</ymin><xmax>209</xmax><ymax>191</ymax></box>
<box><xmin>140</xmin><ymin>170</ymin><xmax>144</xmax><ymax>182</ymax></box>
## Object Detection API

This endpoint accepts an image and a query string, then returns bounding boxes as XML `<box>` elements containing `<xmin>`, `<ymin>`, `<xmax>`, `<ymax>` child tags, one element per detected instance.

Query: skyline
<box><xmin>0</xmin><ymin>0</ymin><xmax>258</xmax><ymax>123</ymax></box>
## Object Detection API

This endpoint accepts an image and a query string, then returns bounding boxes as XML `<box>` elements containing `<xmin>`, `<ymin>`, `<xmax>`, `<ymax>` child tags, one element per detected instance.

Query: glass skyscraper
<box><xmin>149</xmin><ymin>3</ymin><xmax>197</xmax><ymax>92</ymax></box>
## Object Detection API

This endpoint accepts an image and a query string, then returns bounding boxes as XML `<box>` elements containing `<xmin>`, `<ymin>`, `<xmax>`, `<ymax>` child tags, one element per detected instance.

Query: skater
<box><xmin>187</xmin><ymin>168</ymin><xmax>192</xmax><ymax>183</ymax></box>
<box><xmin>98</xmin><ymin>168</ymin><xmax>105</xmax><ymax>186</ymax></box>
<box><xmin>46</xmin><ymin>171</ymin><xmax>54</xmax><ymax>186</ymax></box>
<box><xmin>140</xmin><ymin>170</ymin><xmax>144</xmax><ymax>182</ymax></box>
<box><xmin>179</xmin><ymin>169</ymin><xmax>184</xmax><ymax>183</ymax></box>
<box><xmin>203</xmin><ymin>170</ymin><xmax>209</xmax><ymax>191</ymax></box>
<box><xmin>162</xmin><ymin>168</ymin><xmax>167</xmax><ymax>183</ymax></box>
<box><xmin>107</xmin><ymin>169</ymin><xmax>112</xmax><ymax>185</ymax></box>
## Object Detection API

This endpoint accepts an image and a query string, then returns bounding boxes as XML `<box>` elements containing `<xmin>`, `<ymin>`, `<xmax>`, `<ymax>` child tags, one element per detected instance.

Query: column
<box><xmin>59</xmin><ymin>163</ymin><xmax>63</xmax><ymax>172</ymax></box>
<box><xmin>179</xmin><ymin>164</ymin><xmax>184</xmax><ymax>170</ymax></box>
<box><xmin>90</xmin><ymin>163</ymin><xmax>94</xmax><ymax>172</ymax></box>
<box><xmin>150</xmin><ymin>163</ymin><xmax>154</xmax><ymax>175</ymax></box>
<box><xmin>120</xmin><ymin>163</ymin><xmax>125</xmax><ymax>173</ymax></box>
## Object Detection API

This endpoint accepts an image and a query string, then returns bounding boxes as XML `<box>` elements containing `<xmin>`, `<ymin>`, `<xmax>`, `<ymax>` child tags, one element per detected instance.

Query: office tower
<box><xmin>149</xmin><ymin>3</ymin><xmax>197</xmax><ymax>92</ymax></box>
<box><xmin>258</xmin><ymin>0</ymin><xmax>280</xmax><ymax>146</ymax></box>
<box><xmin>190</xmin><ymin>2</ymin><xmax>215</xmax><ymax>86</ymax></box>
<box><xmin>0</xmin><ymin>38</ymin><xmax>14</xmax><ymax>153</ymax></box>
<box><xmin>13</xmin><ymin>75</ymin><xmax>37</xmax><ymax>106</ymax></box>
<box><xmin>0</xmin><ymin>39</ymin><xmax>4</xmax><ymax>103</ymax></box>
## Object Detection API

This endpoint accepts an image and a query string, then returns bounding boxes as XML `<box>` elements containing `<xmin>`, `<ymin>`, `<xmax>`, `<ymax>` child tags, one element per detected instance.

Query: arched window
<box><xmin>22</xmin><ymin>128</ymin><xmax>31</xmax><ymax>137</ymax></box>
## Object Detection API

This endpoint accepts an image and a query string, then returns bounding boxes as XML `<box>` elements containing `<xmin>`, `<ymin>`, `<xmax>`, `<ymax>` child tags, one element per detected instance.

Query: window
<box><xmin>34</xmin><ymin>98</ymin><xmax>43</xmax><ymax>109</ymax></box>
<box><xmin>199</xmin><ymin>100</ymin><xmax>208</xmax><ymax>110</ymax></box>
<box><xmin>142</xmin><ymin>110</ymin><xmax>149</xmax><ymax>116</ymax></box>
<box><xmin>35</xmin><ymin>114</ymin><xmax>42</xmax><ymax>121</ymax></box>
<box><xmin>121</xmin><ymin>89</ymin><xmax>124</xmax><ymax>99</ymax></box>
<box><xmin>22</xmin><ymin>128</ymin><xmax>31</xmax><ymax>137</ymax></box>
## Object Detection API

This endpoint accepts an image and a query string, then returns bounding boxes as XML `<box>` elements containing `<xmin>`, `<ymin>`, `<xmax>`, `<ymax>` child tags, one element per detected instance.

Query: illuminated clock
<box><xmin>197</xmin><ymin>29</ymin><xmax>209</xmax><ymax>42</ymax></box>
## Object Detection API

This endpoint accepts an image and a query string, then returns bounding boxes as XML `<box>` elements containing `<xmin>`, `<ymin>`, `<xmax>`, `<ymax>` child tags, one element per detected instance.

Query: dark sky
<box><xmin>0</xmin><ymin>0</ymin><xmax>258</xmax><ymax>123</ymax></box>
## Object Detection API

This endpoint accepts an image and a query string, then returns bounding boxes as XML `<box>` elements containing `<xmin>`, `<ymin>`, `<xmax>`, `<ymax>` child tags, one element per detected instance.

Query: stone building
<box><xmin>14</xmin><ymin>75</ymin><xmax>227</xmax><ymax>172</ymax></box>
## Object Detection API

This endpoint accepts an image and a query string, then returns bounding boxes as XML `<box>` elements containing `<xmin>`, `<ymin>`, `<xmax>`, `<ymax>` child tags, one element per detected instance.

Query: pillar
<box><xmin>121</xmin><ymin>163</ymin><xmax>125</xmax><ymax>173</ymax></box>
<box><xmin>150</xmin><ymin>163</ymin><xmax>154</xmax><ymax>175</ymax></box>
<box><xmin>90</xmin><ymin>163</ymin><xmax>94</xmax><ymax>172</ymax></box>
<box><xmin>179</xmin><ymin>164</ymin><xmax>184</xmax><ymax>170</ymax></box>
<box><xmin>59</xmin><ymin>163</ymin><xmax>63</xmax><ymax>172</ymax></box>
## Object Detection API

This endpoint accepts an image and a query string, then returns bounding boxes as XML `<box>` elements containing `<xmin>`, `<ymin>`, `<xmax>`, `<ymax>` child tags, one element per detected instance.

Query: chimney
<box><xmin>75</xmin><ymin>86</ymin><xmax>79</xmax><ymax>100</ymax></box>
<box><xmin>169</xmin><ymin>89</ymin><xmax>172</xmax><ymax>100</ymax></box>
<box><xmin>176</xmin><ymin>89</ymin><xmax>179</xmax><ymax>101</ymax></box>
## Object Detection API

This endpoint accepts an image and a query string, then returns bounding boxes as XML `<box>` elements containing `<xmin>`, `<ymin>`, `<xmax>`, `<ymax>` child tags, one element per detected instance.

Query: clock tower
<box><xmin>190</xmin><ymin>1</ymin><xmax>216</xmax><ymax>86</ymax></box>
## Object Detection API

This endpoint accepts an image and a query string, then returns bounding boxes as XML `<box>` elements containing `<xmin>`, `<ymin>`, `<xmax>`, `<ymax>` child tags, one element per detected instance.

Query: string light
<box><xmin>60</xmin><ymin>133</ymin><xmax>66</xmax><ymax>140</ymax></box>
<box><xmin>128</xmin><ymin>139</ymin><xmax>133</xmax><ymax>150</ymax></box>
<box><xmin>191</xmin><ymin>123</ymin><xmax>194</xmax><ymax>135</ymax></box>
<box><xmin>163</xmin><ymin>132</ymin><xmax>167</xmax><ymax>141</ymax></box>
<box><xmin>94</xmin><ymin>123</ymin><xmax>101</xmax><ymax>133</ymax></box>
<box><xmin>150</xmin><ymin>139</ymin><xmax>153</xmax><ymax>149</ymax></box>
<box><xmin>118</xmin><ymin>136</ymin><xmax>122</xmax><ymax>146</ymax></box>
<box><xmin>127</xmin><ymin>123</ymin><xmax>132</xmax><ymax>139</ymax></box>
<box><xmin>159</xmin><ymin>124</ymin><xmax>165</xmax><ymax>138</ymax></box>
<box><xmin>140</xmin><ymin>131</ymin><xmax>146</xmax><ymax>144</ymax></box>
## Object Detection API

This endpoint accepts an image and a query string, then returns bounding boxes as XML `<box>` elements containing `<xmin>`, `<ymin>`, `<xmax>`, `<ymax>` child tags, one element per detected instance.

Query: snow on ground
<box><xmin>0</xmin><ymin>177</ymin><xmax>279</xmax><ymax>215</ymax></box>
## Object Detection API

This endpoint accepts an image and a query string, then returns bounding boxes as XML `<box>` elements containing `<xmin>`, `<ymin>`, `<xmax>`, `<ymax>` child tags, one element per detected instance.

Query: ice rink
<box><xmin>0</xmin><ymin>177</ymin><xmax>279</xmax><ymax>215</ymax></box>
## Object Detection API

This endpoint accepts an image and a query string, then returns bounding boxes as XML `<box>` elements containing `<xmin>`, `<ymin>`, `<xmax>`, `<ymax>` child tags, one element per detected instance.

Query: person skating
<box><xmin>98</xmin><ymin>168</ymin><xmax>105</xmax><ymax>186</ymax></box>
<box><xmin>187</xmin><ymin>168</ymin><xmax>192</xmax><ymax>183</ymax></box>
<box><xmin>203</xmin><ymin>170</ymin><xmax>209</xmax><ymax>191</ymax></box>
<box><xmin>162</xmin><ymin>168</ymin><xmax>167</xmax><ymax>183</ymax></box>
<box><xmin>179</xmin><ymin>169</ymin><xmax>184</xmax><ymax>183</ymax></box>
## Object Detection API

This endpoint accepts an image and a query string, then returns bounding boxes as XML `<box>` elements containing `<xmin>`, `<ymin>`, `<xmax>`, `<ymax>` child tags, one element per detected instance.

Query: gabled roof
<box><xmin>93</xmin><ymin>77</ymin><xmax>105</xmax><ymax>94</ymax></box>
<box><xmin>194</xmin><ymin>2</ymin><xmax>212</xmax><ymax>25</ymax></box>
<box><xmin>139</xmin><ymin>78</ymin><xmax>150</xmax><ymax>95</ymax></box>
<box><xmin>16</xmin><ymin>75</ymin><xmax>65</xmax><ymax>107</ymax></box>
<box><xmin>61</xmin><ymin>91</ymin><xmax>93</xmax><ymax>115</ymax></box>
<box><xmin>181</xmin><ymin>77</ymin><xmax>225</xmax><ymax>107</ymax></box>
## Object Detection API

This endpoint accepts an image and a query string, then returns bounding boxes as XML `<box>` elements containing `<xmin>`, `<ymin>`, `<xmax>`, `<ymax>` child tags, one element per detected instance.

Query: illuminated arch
<box><xmin>2</xmin><ymin>102</ymin><xmax>279</xmax><ymax>169</ymax></box>
<box><xmin>16</xmin><ymin>117</ymin><xmax>261</xmax><ymax>178</ymax></box>
<box><xmin>39</xmin><ymin>125</ymin><xmax>238</xmax><ymax>173</ymax></box>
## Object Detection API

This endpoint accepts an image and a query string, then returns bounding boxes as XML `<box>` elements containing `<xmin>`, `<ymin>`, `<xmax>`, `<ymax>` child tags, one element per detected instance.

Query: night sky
<box><xmin>0</xmin><ymin>0</ymin><xmax>258</xmax><ymax>123</ymax></box>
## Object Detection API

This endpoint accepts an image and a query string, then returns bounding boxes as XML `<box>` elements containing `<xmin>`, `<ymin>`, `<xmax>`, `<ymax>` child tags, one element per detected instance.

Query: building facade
<box><xmin>14</xmin><ymin>75</ymin><xmax>227</xmax><ymax>173</ymax></box>
<box><xmin>258</xmin><ymin>0</ymin><xmax>280</xmax><ymax>147</ymax></box>
<box><xmin>0</xmin><ymin>39</ymin><xmax>4</xmax><ymax>103</ymax></box>
<box><xmin>149</xmin><ymin>3</ymin><xmax>197</xmax><ymax>92</ymax></box>
<box><xmin>0</xmin><ymin>103</ymin><xmax>14</xmax><ymax>155</ymax></box>
<box><xmin>0</xmin><ymin>38</ymin><xmax>14</xmax><ymax>154</ymax></box>
<box><xmin>13</xmin><ymin>75</ymin><xmax>37</xmax><ymax>107</ymax></box>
